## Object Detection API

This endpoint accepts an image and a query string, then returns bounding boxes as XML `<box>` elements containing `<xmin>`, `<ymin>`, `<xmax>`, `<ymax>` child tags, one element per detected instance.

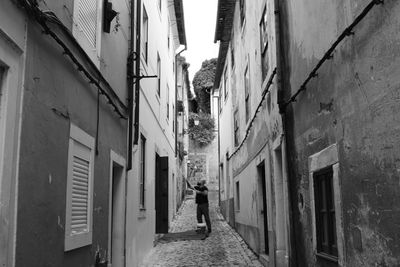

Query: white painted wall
<box><xmin>125</xmin><ymin>0</ymin><xmax>183</xmax><ymax>265</ymax></box>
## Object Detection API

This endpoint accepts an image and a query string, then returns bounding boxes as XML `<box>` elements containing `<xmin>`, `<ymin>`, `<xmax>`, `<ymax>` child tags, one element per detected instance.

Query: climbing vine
<box><xmin>188</xmin><ymin>112</ymin><xmax>215</xmax><ymax>147</ymax></box>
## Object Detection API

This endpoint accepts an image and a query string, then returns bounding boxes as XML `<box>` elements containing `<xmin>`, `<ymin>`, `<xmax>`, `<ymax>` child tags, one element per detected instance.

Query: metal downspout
<box><xmin>274</xmin><ymin>0</ymin><xmax>296</xmax><ymax>265</ymax></box>
<box><xmin>127</xmin><ymin>0</ymin><xmax>136</xmax><ymax>170</ymax></box>
<box><xmin>133</xmin><ymin>0</ymin><xmax>142</xmax><ymax>146</ymax></box>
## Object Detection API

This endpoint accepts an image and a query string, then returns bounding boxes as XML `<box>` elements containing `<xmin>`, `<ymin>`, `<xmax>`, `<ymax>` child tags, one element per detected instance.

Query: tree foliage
<box><xmin>188</xmin><ymin>112</ymin><xmax>215</xmax><ymax>147</ymax></box>
<box><xmin>192</xmin><ymin>58</ymin><xmax>217</xmax><ymax>113</ymax></box>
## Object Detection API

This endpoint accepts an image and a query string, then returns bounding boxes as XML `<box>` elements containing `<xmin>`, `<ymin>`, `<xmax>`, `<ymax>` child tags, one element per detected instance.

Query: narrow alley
<box><xmin>141</xmin><ymin>191</ymin><xmax>262</xmax><ymax>267</ymax></box>
<box><xmin>1</xmin><ymin>0</ymin><xmax>400</xmax><ymax>266</ymax></box>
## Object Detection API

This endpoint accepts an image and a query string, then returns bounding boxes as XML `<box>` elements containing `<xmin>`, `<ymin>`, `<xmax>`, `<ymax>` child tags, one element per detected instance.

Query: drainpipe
<box><xmin>133</xmin><ymin>0</ymin><xmax>142</xmax><ymax>147</ymax></box>
<box><xmin>274</xmin><ymin>0</ymin><xmax>296</xmax><ymax>265</ymax></box>
<box><xmin>215</xmin><ymin>93</ymin><xmax>221</xmax><ymax>207</ymax></box>
<box><xmin>127</xmin><ymin>0</ymin><xmax>137</xmax><ymax>170</ymax></box>
<box><xmin>175</xmin><ymin>45</ymin><xmax>187</xmax><ymax>157</ymax></box>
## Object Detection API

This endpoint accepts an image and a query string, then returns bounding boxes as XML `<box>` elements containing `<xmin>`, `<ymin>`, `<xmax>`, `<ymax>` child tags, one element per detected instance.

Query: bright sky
<box><xmin>182</xmin><ymin>0</ymin><xmax>219</xmax><ymax>85</ymax></box>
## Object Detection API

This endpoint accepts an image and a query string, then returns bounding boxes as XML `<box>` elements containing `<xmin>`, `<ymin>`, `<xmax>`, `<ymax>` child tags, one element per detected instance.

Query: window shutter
<box><xmin>65</xmin><ymin>124</ymin><xmax>94</xmax><ymax>251</ymax></box>
<box><xmin>77</xmin><ymin>0</ymin><xmax>98</xmax><ymax>48</ymax></box>
<box><xmin>72</xmin><ymin>0</ymin><xmax>101</xmax><ymax>66</ymax></box>
<box><xmin>71</xmin><ymin>156</ymin><xmax>90</xmax><ymax>234</ymax></box>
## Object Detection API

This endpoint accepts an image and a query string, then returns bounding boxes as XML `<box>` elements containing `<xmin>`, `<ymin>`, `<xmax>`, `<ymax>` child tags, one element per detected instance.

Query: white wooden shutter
<box><xmin>71</xmin><ymin>155</ymin><xmax>90</xmax><ymax>234</ymax></box>
<box><xmin>77</xmin><ymin>0</ymin><xmax>98</xmax><ymax>48</ymax></box>
<box><xmin>65</xmin><ymin>124</ymin><xmax>95</xmax><ymax>251</ymax></box>
<box><xmin>72</xmin><ymin>0</ymin><xmax>102</xmax><ymax>66</ymax></box>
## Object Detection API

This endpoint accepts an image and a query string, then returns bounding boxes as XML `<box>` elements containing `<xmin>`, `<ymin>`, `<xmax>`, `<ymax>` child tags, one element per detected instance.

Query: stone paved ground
<box><xmin>141</xmin><ymin>191</ymin><xmax>263</xmax><ymax>266</ymax></box>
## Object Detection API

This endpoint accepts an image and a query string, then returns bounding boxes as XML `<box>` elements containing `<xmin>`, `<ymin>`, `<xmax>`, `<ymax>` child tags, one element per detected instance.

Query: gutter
<box><xmin>127</xmin><ymin>0</ymin><xmax>136</xmax><ymax>170</ymax></box>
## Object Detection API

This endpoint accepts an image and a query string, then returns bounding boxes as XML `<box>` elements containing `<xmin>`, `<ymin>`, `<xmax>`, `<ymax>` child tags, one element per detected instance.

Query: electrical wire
<box><xmin>228</xmin><ymin>68</ymin><xmax>277</xmax><ymax>160</ymax></box>
<box><xmin>18</xmin><ymin>0</ymin><xmax>128</xmax><ymax>119</ymax></box>
<box><xmin>281</xmin><ymin>0</ymin><xmax>384</xmax><ymax>112</ymax></box>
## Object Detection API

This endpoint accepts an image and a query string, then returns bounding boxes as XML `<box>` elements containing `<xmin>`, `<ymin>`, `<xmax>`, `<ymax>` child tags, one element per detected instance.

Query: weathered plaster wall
<box><xmin>219</xmin><ymin>0</ymin><xmax>283</xmax><ymax>259</ymax></box>
<box><xmin>37</xmin><ymin>0</ymin><xmax>130</xmax><ymax>102</ymax></box>
<box><xmin>16</xmin><ymin>22</ymin><xmax>127</xmax><ymax>267</ymax></box>
<box><xmin>282</xmin><ymin>0</ymin><xmax>400</xmax><ymax>265</ymax></box>
<box><xmin>188</xmin><ymin>137</ymin><xmax>219</xmax><ymax>191</ymax></box>
<box><xmin>0</xmin><ymin>2</ymin><xmax>26</xmax><ymax>266</ymax></box>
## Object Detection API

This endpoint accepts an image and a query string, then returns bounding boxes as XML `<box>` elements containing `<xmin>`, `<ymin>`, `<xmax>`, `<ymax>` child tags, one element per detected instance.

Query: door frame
<box><xmin>108</xmin><ymin>150</ymin><xmax>126</xmax><ymax>267</ymax></box>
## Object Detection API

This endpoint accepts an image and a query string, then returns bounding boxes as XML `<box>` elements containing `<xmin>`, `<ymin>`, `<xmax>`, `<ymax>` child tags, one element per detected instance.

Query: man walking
<box><xmin>193</xmin><ymin>179</ymin><xmax>211</xmax><ymax>233</ymax></box>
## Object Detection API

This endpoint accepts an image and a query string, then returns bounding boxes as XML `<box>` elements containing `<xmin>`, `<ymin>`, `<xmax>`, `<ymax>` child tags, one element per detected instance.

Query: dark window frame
<box><xmin>259</xmin><ymin>6</ymin><xmax>269</xmax><ymax>81</ymax></box>
<box><xmin>142</xmin><ymin>6</ymin><xmax>149</xmax><ymax>63</ymax></box>
<box><xmin>224</xmin><ymin>68</ymin><xmax>228</xmax><ymax>100</ymax></box>
<box><xmin>244</xmin><ymin>65</ymin><xmax>250</xmax><ymax>122</ymax></box>
<box><xmin>239</xmin><ymin>0</ymin><xmax>246</xmax><ymax>27</ymax></box>
<box><xmin>139</xmin><ymin>134</ymin><xmax>146</xmax><ymax>209</ymax></box>
<box><xmin>157</xmin><ymin>53</ymin><xmax>161</xmax><ymax>96</ymax></box>
<box><xmin>236</xmin><ymin>181</ymin><xmax>240</xmax><ymax>210</ymax></box>
<box><xmin>231</xmin><ymin>43</ymin><xmax>235</xmax><ymax>69</ymax></box>
<box><xmin>314</xmin><ymin>166</ymin><xmax>338</xmax><ymax>260</ymax></box>
<box><xmin>234</xmin><ymin>109</ymin><xmax>240</xmax><ymax>147</ymax></box>
<box><xmin>166</xmin><ymin>84</ymin><xmax>170</xmax><ymax>120</ymax></box>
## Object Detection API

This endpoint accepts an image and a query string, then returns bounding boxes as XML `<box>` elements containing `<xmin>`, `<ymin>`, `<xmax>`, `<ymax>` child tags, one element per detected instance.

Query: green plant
<box><xmin>188</xmin><ymin>112</ymin><xmax>215</xmax><ymax>146</ymax></box>
<box><xmin>192</xmin><ymin>58</ymin><xmax>217</xmax><ymax>113</ymax></box>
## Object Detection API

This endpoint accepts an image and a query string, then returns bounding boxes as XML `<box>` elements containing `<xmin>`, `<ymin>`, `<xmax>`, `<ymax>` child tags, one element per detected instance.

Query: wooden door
<box><xmin>155</xmin><ymin>155</ymin><xmax>169</xmax><ymax>233</ymax></box>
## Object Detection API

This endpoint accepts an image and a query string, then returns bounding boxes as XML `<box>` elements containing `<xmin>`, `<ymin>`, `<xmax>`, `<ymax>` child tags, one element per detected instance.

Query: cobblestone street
<box><xmin>141</xmin><ymin>191</ymin><xmax>263</xmax><ymax>266</ymax></box>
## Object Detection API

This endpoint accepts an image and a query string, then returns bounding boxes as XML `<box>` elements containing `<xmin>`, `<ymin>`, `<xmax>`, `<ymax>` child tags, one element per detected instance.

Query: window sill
<box><xmin>316</xmin><ymin>252</ymin><xmax>338</xmax><ymax>263</ymax></box>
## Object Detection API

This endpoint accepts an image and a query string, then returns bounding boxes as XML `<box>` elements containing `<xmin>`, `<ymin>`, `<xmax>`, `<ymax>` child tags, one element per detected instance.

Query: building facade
<box><xmin>175</xmin><ymin>56</ymin><xmax>190</xmax><ymax>209</ymax></box>
<box><xmin>215</xmin><ymin>0</ymin><xmax>400</xmax><ymax>266</ymax></box>
<box><xmin>0</xmin><ymin>0</ymin><xmax>187</xmax><ymax>266</ymax></box>
<box><xmin>1</xmin><ymin>0</ymin><xmax>129</xmax><ymax>266</ymax></box>
<box><xmin>125</xmin><ymin>0</ymin><xmax>187</xmax><ymax>266</ymax></box>
<box><xmin>214</xmin><ymin>0</ymin><xmax>290</xmax><ymax>266</ymax></box>
<box><xmin>280</xmin><ymin>0</ymin><xmax>400</xmax><ymax>266</ymax></box>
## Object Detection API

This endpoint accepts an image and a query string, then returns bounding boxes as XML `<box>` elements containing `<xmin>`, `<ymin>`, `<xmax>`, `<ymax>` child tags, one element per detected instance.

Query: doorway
<box><xmin>155</xmin><ymin>154</ymin><xmax>169</xmax><ymax>233</ymax></box>
<box><xmin>257</xmin><ymin>161</ymin><xmax>269</xmax><ymax>255</ymax></box>
<box><xmin>108</xmin><ymin>153</ymin><xmax>126</xmax><ymax>267</ymax></box>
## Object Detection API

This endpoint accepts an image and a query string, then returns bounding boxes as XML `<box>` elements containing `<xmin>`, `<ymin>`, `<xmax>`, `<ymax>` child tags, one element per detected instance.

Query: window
<box><xmin>314</xmin><ymin>167</ymin><xmax>338</xmax><ymax>258</ymax></box>
<box><xmin>166</xmin><ymin>85</ymin><xmax>170</xmax><ymax>120</ymax></box>
<box><xmin>142</xmin><ymin>6</ymin><xmax>149</xmax><ymax>63</ymax></box>
<box><xmin>234</xmin><ymin>109</ymin><xmax>240</xmax><ymax>147</ymax></box>
<box><xmin>65</xmin><ymin>124</ymin><xmax>95</xmax><ymax>251</ymax></box>
<box><xmin>219</xmin><ymin>95</ymin><xmax>222</xmax><ymax>113</ymax></box>
<box><xmin>172</xmin><ymin>105</ymin><xmax>175</xmax><ymax>133</ymax></box>
<box><xmin>260</xmin><ymin>7</ymin><xmax>269</xmax><ymax>81</ymax></box>
<box><xmin>231</xmin><ymin>44</ymin><xmax>235</xmax><ymax>69</ymax></box>
<box><xmin>157</xmin><ymin>53</ymin><xmax>161</xmax><ymax>96</ymax></box>
<box><xmin>244</xmin><ymin>65</ymin><xmax>250</xmax><ymax>122</ymax></box>
<box><xmin>167</xmin><ymin>22</ymin><xmax>170</xmax><ymax>49</ymax></box>
<box><xmin>72</xmin><ymin>0</ymin><xmax>102</xmax><ymax>66</ymax></box>
<box><xmin>236</xmin><ymin>181</ymin><xmax>240</xmax><ymax>210</ymax></box>
<box><xmin>220</xmin><ymin>163</ymin><xmax>224</xmax><ymax>193</ymax></box>
<box><xmin>139</xmin><ymin>134</ymin><xmax>146</xmax><ymax>209</ymax></box>
<box><xmin>240</xmin><ymin>0</ymin><xmax>246</xmax><ymax>27</ymax></box>
<box><xmin>223</xmin><ymin>68</ymin><xmax>228</xmax><ymax>100</ymax></box>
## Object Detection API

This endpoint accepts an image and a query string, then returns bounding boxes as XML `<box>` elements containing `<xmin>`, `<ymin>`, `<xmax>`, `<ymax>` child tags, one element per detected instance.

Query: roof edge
<box><xmin>174</xmin><ymin>0</ymin><xmax>187</xmax><ymax>46</ymax></box>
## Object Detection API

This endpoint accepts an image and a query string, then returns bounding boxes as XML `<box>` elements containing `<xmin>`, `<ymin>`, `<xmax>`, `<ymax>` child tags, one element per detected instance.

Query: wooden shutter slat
<box><xmin>77</xmin><ymin>0</ymin><xmax>97</xmax><ymax>47</ymax></box>
<box><xmin>70</xmin><ymin>154</ymin><xmax>89</xmax><ymax>234</ymax></box>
